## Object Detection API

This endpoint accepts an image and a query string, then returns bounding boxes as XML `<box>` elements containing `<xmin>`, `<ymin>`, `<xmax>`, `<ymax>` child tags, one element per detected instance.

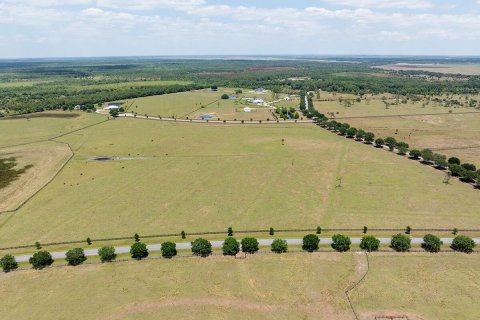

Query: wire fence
<box><xmin>2</xmin><ymin>227</ymin><xmax>479</xmax><ymax>251</ymax></box>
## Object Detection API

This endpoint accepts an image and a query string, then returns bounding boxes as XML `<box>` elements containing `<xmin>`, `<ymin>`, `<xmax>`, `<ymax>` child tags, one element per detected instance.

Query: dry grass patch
<box><xmin>0</xmin><ymin>253</ymin><xmax>356</xmax><ymax>320</ymax></box>
<box><xmin>0</xmin><ymin>141</ymin><xmax>72</xmax><ymax>212</ymax></box>
<box><xmin>352</xmin><ymin>253</ymin><xmax>480</xmax><ymax>320</ymax></box>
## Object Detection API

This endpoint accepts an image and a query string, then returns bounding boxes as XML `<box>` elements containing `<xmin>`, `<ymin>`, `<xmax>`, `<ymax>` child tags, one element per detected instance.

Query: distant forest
<box><xmin>1</xmin><ymin>56</ymin><xmax>480</xmax><ymax>115</ymax></box>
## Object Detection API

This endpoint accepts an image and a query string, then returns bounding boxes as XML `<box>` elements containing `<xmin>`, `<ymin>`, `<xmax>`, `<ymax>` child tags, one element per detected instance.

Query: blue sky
<box><xmin>0</xmin><ymin>0</ymin><xmax>479</xmax><ymax>58</ymax></box>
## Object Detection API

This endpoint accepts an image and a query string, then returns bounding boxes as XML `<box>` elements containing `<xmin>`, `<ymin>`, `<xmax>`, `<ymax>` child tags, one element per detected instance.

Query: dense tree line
<box><xmin>2</xmin><ymin>58</ymin><xmax>480</xmax><ymax>115</ymax></box>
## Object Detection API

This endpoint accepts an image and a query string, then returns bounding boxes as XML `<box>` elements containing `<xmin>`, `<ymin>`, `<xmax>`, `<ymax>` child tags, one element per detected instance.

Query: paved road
<box><xmin>14</xmin><ymin>237</ymin><xmax>479</xmax><ymax>263</ymax></box>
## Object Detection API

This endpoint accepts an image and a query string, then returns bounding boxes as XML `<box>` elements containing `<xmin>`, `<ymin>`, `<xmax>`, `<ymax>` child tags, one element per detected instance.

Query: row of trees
<box><xmin>2</xmin><ymin>234</ymin><xmax>476</xmax><ymax>272</ymax></box>
<box><xmin>306</xmin><ymin>106</ymin><xmax>480</xmax><ymax>188</ymax></box>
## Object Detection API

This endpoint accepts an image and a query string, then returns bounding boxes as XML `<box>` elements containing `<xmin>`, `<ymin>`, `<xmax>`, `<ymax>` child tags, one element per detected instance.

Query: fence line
<box><xmin>1</xmin><ymin>227</ymin><xmax>479</xmax><ymax>251</ymax></box>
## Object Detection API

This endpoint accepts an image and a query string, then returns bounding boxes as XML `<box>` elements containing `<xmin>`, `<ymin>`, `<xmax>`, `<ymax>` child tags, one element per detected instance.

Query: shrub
<box><xmin>303</xmin><ymin>234</ymin><xmax>320</xmax><ymax>252</ymax></box>
<box><xmin>222</xmin><ymin>237</ymin><xmax>239</xmax><ymax>256</ymax></box>
<box><xmin>449</xmin><ymin>164</ymin><xmax>465</xmax><ymax>177</ymax></box>
<box><xmin>86</xmin><ymin>237</ymin><xmax>92</xmax><ymax>245</ymax></box>
<box><xmin>65</xmin><ymin>248</ymin><xmax>87</xmax><ymax>266</ymax></box>
<box><xmin>364</xmin><ymin>132</ymin><xmax>375</xmax><ymax>143</ymax></box>
<box><xmin>316</xmin><ymin>226</ymin><xmax>322</xmax><ymax>234</ymax></box>
<box><xmin>461</xmin><ymin>170</ymin><xmax>477</xmax><ymax>183</ymax></box>
<box><xmin>452</xmin><ymin>228</ymin><xmax>458</xmax><ymax>235</ymax></box>
<box><xmin>29</xmin><ymin>251</ymin><xmax>54</xmax><ymax>269</ymax></box>
<box><xmin>0</xmin><ymin>254</ymin><xmax>18</xmax><ymax>272</ymax></box>
<box><xmin>405</xmin><ymin>226</ymin><xmax>411</xmax><ymax>234</ymax></box>
<box><xmin>409</xmin><ymin>149</ymin><xmax>422</xmax><ymax>159</ymax></box>
<box><xmin>181</xmin><ymin>230</ymin><xmax>186</xmax><ymax>239</ymax></box>
<box><xmin>161</xmin><ymin>242</ymin><xmax>177</xmax><ymax>258</ymax></box>
<box><xmin>355</xmin><ymin>129</ymin><xmax>366</xmax><ymax>140</ymax></box>
<box><xmin>331</xmin><ymin>234</ymin><xmax>351</xmax><ymax>252</ymax></box>
<box><xmin>421</xmin><ymin>149</ymin><xmax>434</xmax><ymax>163</ymax></box>
<box><xmin>134</xmin><ymin>233</ymin><xmax>140</xmax><ymax>242</ymax></box>
<box><xmin>269</xmin><ymin>227</ymin><xmax>275</xmax><ymax>236</ymax></box>
<box><xmin>221</xmin><ymin>94</ymin><xmax>229</xmax><ymax>99</ymax></box>
<box><xmin>462</xmin><ymin>163</ymin><xmax>476</xmax><ymax>171</ymax></box>
<box><xmin>451</xmin><ymin>235</ymin><xmax>476</xmax><ymax>253</ymax></box>
<box><xmin>98</xmin><ymin>246</ymin><xmax>117</xmax><ymax>262</ymax></box>
<box><xmin>448</xmin><ymin>157</ymin><xmax>461</xmax><ymax>165</ymax></box>
<box><xmin>363</xmin><ymin>226</ymin><xmax>368</xmax><ymax>234</ymax></box>
<box><xmin>422</xmin><ymin>234</ymin><xmax>442</xmax><ymax>252</ymax></box>
<box><xmin>227</xmin><ymin>227</ymin><xmax>233</xmax><ymax>236</ymax></box>
<box><xmin>241</xmin><ymin>237</ymin><xmax>259</xmax><ymax>253</ymax></box>
<box><xmin>346</xmin><ymin>127</ymin><xmax>357</xmax><ymax>137</ymax></box>
<box><xmin>35</xmin><ymin>241</ymin><xmax>42</xmax><ymax>250</ymax></box>
<box><xmin>390</xmin><ymin>234</ymin><xmax>411</xmax><ymax>252</ymax></box>
<box><xmin>271</xmin><ymin>239</ymin><xmax>288</xmax><ymax>253</ymax></box>
<box><xmin>130</xmin><ymin>242</ymin><xmax>149</xmax><ymax>260</ymax></box>
<box><xmin>191</xmin><ymin>238</ymin><xmax>212</xmax><ymax>257</ymax></box>
<box><xmin>374</xmin><ymin>138</ymin><xmax>384</xmax><ymax>147</ymax></box>
<box><xmin>384</xmin><ymin>137</ymin><xmax>397</xmax><ymax>150</ymax></box>
<box><xmin>360</xmin><ymin>236</ymin><xmax>380</xmax><ymax>252</ymax></box>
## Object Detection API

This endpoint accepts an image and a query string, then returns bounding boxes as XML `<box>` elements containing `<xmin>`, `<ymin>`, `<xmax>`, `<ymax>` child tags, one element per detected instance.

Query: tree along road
<box><xmin>13</xmin><ymin>237</ymin><xmax>479</xmax><ymax>263</ymax></box>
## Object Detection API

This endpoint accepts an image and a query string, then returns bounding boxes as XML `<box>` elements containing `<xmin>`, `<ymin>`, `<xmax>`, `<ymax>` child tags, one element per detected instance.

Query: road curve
<box><xmin>13</xmin><ymin>237</ymin><xmax>479</xmax><ymax>263</ymax></box>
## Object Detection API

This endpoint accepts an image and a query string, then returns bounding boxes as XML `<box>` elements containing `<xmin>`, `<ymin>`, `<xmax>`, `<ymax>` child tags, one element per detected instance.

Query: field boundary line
<box><xmin>330</xmin><ymin>110</ymin><xmax>480</xmax><ymax>120</ymax></box>
<box><xmin>345</xmin><ymin>252</ymin><xmax>370</xmax><ymax>320</ymax></box>
<box><xmin>0</xmin><ymin>141</ymin><xmax>74</xmax><ymax>216</ymax></box>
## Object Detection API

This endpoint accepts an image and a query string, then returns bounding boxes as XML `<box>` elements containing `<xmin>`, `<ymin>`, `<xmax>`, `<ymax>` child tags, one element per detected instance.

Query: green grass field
<box><xmin>0</xmin><ymin>115</ymin><xmax>479</xmax><ymax>247</ymax></box>
<box><xmin>315</xmin><ymin>99</ymin><xmax>480</xmax><ymax>164</ymax></box>
<box><xmin>0</xmin><ymin>111</ymin><xmax>107</xmax><ymax>148</ymax></box>
<box><xmin>352</xmin><ymin>253</ymin><xmax>480</xmax><ymax>320</ymax></box>
<box><xmin>126</xmin><ymin>88</ymin><xmax>297</xmax><ymax>121</ymax></box>
<box><xmin>0</xmin><ymin>253</ymin><xmax>356</xmax><ymax>320</ymax></box>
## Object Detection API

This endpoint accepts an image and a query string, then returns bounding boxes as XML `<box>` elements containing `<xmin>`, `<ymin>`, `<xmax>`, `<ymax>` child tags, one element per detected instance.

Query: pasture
<box><xmin>352</xmin><ymin>253</ymin><xmax>480</xmax><ymax>320</ymax></box>
<box><xmin>0</xmin><ymin>116</ymin><xmax>479</xmax><ymax>247</ymax></box>
<box><xmin>125</xmin><ymin>88</ymin><xmax>297</xmax><ymax>121</ymax></box>
<box><xmin>0</xmin><ymin>141</ymin><xmax>72</xmax><ymax>212</ymax></box>
<box><xmin>0</xmin><ymin>253</ymin><xmax>357</xmax><ymax>320</ymax></box>
<box><xmin>314</xmin><ymin>98</ymin><xmax>480</xmax><ymax>164</ymax></box>
<box><xmin>0</xmin><ymin>111</ymin><xmax>106</xmax><ymax>147</ymax></box>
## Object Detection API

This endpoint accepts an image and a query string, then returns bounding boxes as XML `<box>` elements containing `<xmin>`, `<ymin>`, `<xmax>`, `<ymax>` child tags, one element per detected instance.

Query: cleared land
<box><xmin>126</xmin><ymin>88</ymin><xmax>297</xmax><ymax>121</ymax></box>
<box><xmin>0</xmin><ymin>253</ymin><xmax>357</xmax><ymax>320</ymax></box>
<box><xmin>0</xmin><ymin>141</ymin><xmax>72</xmax><ymax>212</ymax></box>
<box><xmin>0</xmin><ymin>116</ymin><xmax>479</xmax><ymax>247</ymax></box>
<box><xmin>0</xmin><ymin>111</ymin><xmax>107</xmax><ymax>147</ymax></box>
<box><xmin>352</xmin><ymin>253</ymin><xmax>480</xmax><ymax>320</ymax></box>
<box><xmin>373</xmin><ymin>64</ymin><xmax>480</xmax><ymax>75</ymax></box>
<box><xmin>315</xmin><ymin>99</ymin><xmax>480</xmax><ymax>164</ymax></box>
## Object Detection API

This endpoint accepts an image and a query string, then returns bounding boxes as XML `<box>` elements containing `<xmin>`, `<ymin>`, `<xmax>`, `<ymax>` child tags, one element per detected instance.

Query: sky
<box><xmin>0</xmin><ymin>0</ymin><xmax>480</xmax><ymax>58</ymax></box>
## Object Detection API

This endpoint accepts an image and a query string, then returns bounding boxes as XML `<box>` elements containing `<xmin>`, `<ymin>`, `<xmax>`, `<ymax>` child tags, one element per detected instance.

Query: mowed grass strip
<box><xmin>0</xmin><ymin>118</ymin><xmax>479</xmax><ymax>247</ymax></box>
<box><xmin>0</xmin><ymin>253</ymin><xmax>356</xmax><ymax>320</ymax></box>
<box><xmin>351</xmin><ymin>253</ymin><xmax>480</xmax><ymax>320</ymax></box>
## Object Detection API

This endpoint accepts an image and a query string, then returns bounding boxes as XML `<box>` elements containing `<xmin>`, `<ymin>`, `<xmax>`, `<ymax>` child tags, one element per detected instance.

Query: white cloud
<box><xmin>325</xmin><ymin>0</ymin><xmax>433</xmax><ymax>9</ymax></box>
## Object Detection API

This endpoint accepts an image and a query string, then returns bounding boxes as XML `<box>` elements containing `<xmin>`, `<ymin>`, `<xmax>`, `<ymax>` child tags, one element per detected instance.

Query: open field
<box><xmin>352</xmin><ymin>253</ymin><xmax>480</xmax><ymax>320</ymax></box>
<box><xmin>0</xmin><ymin>141</ymin><xmax>72</xmax><ymax>211</ymax></box>
<box><xmin>0</xmin><ymin>253</ymin><xmax>357</xmax><ymax>320</ymax></box>
<box><xmin>1</xmin><ymin>252</ymin><xmax>478</xmax><ymax>320</ymax></box>
<box><xmin>0</xmin><ymin>117</ymin><xmax>479</xmax><ymax>247</ymax></box>
<box><xmin>0</xmin><ymin>111</ymin><xmax>107</xmax><ymax>147</ymax></box>
<box><xmin>125</xmin><ymin>88</ymin><xmax>297</xmax><ymax>121</ymax></box>
<box><xmin>315</xmin><ymin>99</ymin><xmax>480</xmax><ymax>164</ymax></box>
<box><xmin>373</xmin><ymin>63</ymin><xmax>480</xmax><ymax>75</ymax></box>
